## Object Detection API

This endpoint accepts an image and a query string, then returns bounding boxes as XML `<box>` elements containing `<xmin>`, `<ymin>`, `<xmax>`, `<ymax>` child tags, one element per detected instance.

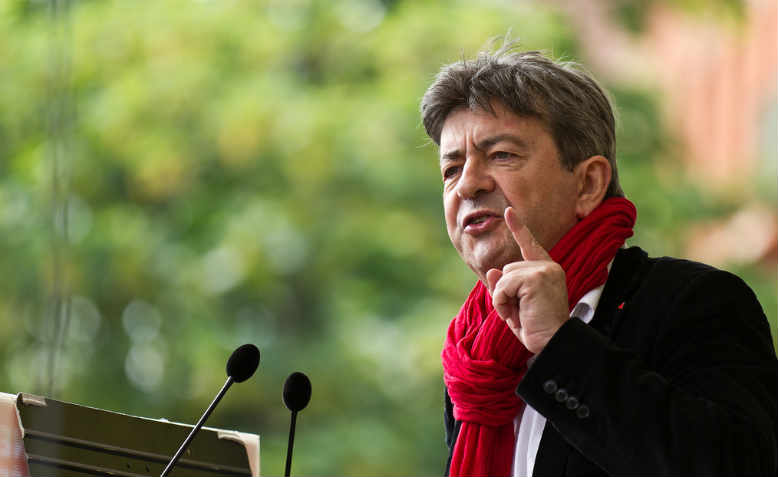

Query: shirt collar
<box><xmin>570</xmin><ymin>285</ymin><xmax>605</xmax><ymax>324</ymax></box>
<box><xmin>569</xmin><ymin>258</ymin><xmax>614</xmax><ymax>324</ymax></box>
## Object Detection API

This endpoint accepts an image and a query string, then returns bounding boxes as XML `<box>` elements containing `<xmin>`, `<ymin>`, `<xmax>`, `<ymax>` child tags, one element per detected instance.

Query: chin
<box><xmin>470</xmin><ymin>244</ymin><xmax>520</xmax><ymax>276</ymax></box>
<box><xmin>467</xmin><ymin>252</ymin><xmax>504</xmax><ymax>279</ymax></box>
<box><xmin>458</xmin><ymin>233</ymin><xmax>517</xmax><ymax>276</ymax></box>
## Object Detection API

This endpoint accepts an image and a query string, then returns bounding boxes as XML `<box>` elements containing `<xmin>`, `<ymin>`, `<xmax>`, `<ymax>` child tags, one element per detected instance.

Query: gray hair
<box><xmin>420</xmin><ymin>42</ymin><xmax>624</xmax><ymax>198</ymax></box>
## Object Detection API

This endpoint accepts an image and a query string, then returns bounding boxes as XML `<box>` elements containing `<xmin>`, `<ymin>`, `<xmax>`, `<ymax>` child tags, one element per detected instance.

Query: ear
<box><xmin>574</xmin><ymin>155</ymin><xmax>611</xmax><ymax>219</ymax></box>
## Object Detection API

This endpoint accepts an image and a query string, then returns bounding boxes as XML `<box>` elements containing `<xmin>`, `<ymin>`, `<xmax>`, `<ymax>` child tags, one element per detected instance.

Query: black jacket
<box><xmin>444</xmin><ymin>246</ymin><xmax>778</xmax><ymax>476</ymax></box>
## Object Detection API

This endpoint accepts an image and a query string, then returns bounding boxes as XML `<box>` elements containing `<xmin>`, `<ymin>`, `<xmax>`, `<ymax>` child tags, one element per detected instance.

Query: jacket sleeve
<box><xmin>517</xmin><ymin>268</ymin><xmax>778</xmax><ymax>476</ymax></box>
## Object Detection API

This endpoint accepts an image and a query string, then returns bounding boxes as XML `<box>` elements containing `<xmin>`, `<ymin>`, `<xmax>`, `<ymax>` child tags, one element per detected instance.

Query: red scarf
<box><xmin>442</xmin><ymin>197</ymin><xmax>636</xmax><ymax>477</ymax></box>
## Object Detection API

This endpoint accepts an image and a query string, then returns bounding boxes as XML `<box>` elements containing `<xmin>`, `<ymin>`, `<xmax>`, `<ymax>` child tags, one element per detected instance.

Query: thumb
<box><xmin>485</xmin><ymin>268</ymin><xmax>502</xmax><ymax>295</ymax></box>
<box><xmin>504</xmin><ymin>207</ymin><xmax>551</xmax><ymax>261</ymax></box>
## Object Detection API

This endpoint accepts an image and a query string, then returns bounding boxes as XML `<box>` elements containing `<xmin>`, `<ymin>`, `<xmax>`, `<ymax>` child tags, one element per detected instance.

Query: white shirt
<box><xmin>512</xmin><ymin>284</ymin><xmax>606</xmax><ymax>477</ymax></box>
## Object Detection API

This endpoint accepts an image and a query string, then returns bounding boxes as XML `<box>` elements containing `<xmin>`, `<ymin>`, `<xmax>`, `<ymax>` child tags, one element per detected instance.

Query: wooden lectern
<box><xmin>0</xmin><ymin>392</ymin><xmax>259</xmax><ymax>476</ymax></box>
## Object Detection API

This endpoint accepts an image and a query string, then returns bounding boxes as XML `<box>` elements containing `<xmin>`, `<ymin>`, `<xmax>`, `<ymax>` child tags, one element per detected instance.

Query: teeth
<box><xmin>471</xmin><ymin>216</ymin><xmax>487</xmax><ymax>225</ymax></box>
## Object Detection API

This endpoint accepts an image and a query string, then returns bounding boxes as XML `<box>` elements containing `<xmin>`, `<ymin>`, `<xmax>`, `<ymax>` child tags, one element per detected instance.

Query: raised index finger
<box><xmin>504</xmin><ymin>206</ymin><xmax>551</xmax><ymax>261</ymax></box>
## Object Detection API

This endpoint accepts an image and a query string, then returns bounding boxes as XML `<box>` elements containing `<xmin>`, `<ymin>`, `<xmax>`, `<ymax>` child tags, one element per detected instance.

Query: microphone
<box><xmin>283</xmin><ymin>372</ymin><xmax>311</xmax><ymax>477</ymax></box>
<box><xmin>160</xmin><ymin>344</ymin><xmax>260</xmax><ymax>477</ymax></box>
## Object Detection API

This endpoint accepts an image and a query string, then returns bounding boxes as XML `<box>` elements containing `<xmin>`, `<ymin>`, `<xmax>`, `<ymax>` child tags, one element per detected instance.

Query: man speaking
<box><xmin>420</xmin><ymin>43</ymin><xmax>777</xmax><ymax>476</ymax></box>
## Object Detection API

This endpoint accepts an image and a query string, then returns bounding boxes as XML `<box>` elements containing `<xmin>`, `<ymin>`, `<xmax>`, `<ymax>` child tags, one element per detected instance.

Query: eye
<box><xmin>442</xmin><ymin>165</ymin><xmax>460</xmax><ymax>179</ymax></box>
<box><xmin>492</xmin><ymin>151</ymin><xmax>515</xmax><ymax>160</ymax></box>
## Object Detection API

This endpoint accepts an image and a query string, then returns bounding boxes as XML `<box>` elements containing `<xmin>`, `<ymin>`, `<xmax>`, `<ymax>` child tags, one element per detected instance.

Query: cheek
<box><xmin>500</xmin><ymin>174</ymin><xmax>530</xmax><ymax>200</ymax></box>
<box><xmin>443</xmin><ymin>194</ymin><xmax>460</xmax><ymax>240</ymax></box>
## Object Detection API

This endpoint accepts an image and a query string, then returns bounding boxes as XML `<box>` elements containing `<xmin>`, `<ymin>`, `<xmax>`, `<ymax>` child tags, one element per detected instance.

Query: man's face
<box><xmin>439</xmin><ymin>102</ymin><xmax>580</xmax><ymax>283</ymax></box>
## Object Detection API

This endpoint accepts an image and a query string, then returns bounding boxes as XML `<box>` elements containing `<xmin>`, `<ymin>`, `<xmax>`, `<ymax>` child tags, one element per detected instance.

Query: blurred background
<box><xmin>0</xmin><ymin>0</ymin><xmax>775</xmax><ymax>474</ymax></box>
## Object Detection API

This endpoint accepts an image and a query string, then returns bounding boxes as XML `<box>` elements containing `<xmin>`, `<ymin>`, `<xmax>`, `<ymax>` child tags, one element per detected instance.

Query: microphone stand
<box><xmin>284</xmin><ymin>410</ymin><xmax>298</xmax><ymax>477</ymax></box>
<box><xmin>160</xmin><ymin>376</ymin><xmax>234</xmax><ymax>477</ymax></box>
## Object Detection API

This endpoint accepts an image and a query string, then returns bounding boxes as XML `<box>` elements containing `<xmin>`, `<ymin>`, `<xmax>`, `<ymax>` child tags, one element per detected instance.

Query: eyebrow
<box><xmin>440</xmin><ymin>133</ymin><xmax>530</xmax><ymax>164</ymax></box>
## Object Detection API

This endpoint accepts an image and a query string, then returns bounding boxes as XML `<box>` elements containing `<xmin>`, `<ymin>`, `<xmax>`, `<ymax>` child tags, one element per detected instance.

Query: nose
<box><xmin>456</xmin><ymin>157</ymin><xmax>494</xmax><ymax>199</ymax></box>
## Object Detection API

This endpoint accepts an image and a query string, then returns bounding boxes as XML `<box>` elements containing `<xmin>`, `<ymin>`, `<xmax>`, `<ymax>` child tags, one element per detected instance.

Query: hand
<box><xmin>485</xmin><ymin>207</ymin><xmax>569</xmax><ymax>354</ymax></box>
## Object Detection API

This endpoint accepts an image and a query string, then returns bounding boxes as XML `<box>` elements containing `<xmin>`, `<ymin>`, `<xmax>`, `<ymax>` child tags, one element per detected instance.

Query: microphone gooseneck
<box><xmin>160</xmin><ymin>344</ymin><xmax>261</xmax><ymax>477</ymax></box>
<box><xmin>283</xmin><ymin>372</ymin><xmax>311</xmax><ymax>477</ymax></box>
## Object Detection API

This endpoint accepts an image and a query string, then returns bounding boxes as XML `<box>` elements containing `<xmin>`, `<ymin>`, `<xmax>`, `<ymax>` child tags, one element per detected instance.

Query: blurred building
<box><xmin>555</xmin><ymin>0</ymin><xmax>777</xmax><ymax>271</ymax></box>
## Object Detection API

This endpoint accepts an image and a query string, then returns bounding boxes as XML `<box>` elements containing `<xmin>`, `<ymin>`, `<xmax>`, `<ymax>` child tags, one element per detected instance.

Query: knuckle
<box><xmin>493</xmin><ymin>289</ymin><xmax>508</xmax><ymax>304</ymax></box>
<box><xmin>503</xmin><ymin>262</ymin><xmax>520</xmax><ymax>273</ymax></box>
<box><xmin>537</xmin><ymin>262</ymin><xmax>563</xmax><ymax>279</ymax></box>
<box><xmin>529</xmin><ymin>265</ymin><xmax>550</xmax><ymax>281</ymax></box>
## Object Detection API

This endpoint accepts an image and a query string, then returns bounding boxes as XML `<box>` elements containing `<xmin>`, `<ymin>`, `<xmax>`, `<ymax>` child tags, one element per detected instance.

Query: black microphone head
<box><xmin>283</xmin><ymin>372</ymin><xmax>311</xmax><ymax>412</ymax></box>
<box><xmin>226</xmin><ymin>344</ymin><xmax>260</xmax><ymax>383</ymax></box>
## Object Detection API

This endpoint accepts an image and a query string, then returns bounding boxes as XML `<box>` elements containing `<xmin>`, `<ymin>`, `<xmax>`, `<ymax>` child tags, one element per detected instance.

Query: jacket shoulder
<box><xmin>610</xmin><ymin>246</ymin><xmax>761</xmax><ymax>311</ymax></box>
<box><xmin>605</xmin><ymin>247</ymin><xmax>773</xmax><ymax>362</ymax></box>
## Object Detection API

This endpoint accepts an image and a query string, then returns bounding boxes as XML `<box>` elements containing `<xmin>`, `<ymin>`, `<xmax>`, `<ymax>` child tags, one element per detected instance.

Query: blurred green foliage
<box><xmin>0</xmin><ymin>0</ymin><xmax>774</xmax><ymax>475</ymax></box>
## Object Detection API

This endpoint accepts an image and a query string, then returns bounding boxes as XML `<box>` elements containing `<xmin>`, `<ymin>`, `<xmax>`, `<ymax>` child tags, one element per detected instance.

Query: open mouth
<box><xmin>463</xmin><ymin>211</ymin><xmax>501</xmax><ymax>230</ymax></box>
<box><xmin>468</xmin><ymin>216</ymin><xmax>490</xmax><ymax>225</ymax></box>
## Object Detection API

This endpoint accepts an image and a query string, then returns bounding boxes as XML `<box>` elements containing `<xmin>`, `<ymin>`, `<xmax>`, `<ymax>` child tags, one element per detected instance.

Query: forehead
<box><xmin>439</xmin><ymin>103</ymin><xmax>550</xmax><ymax>154</ymax></box>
